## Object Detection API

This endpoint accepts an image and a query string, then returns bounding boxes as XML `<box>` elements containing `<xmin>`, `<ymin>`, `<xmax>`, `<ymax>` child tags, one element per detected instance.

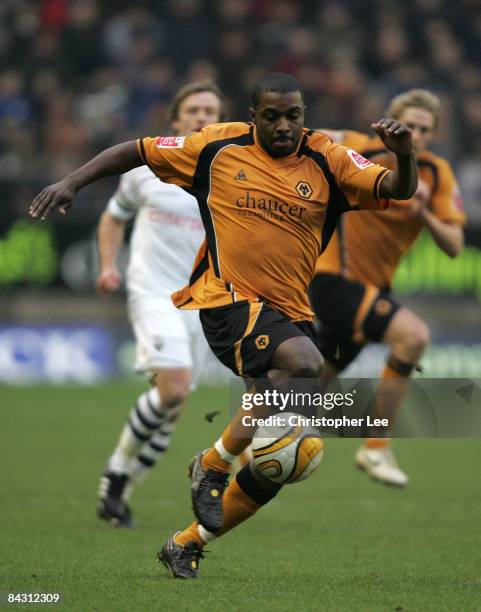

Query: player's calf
<box><xmin>108</xmin><ymin>387</ymin><xmax>168</xmax><ymax>472</ymax></box>
<box><xmin>128</xmin><ymin>420</ymin><xmax>176</xmax><ymax>484</ymax></box>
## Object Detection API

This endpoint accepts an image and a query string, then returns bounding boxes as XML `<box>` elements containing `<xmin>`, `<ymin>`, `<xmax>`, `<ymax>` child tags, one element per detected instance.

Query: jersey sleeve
<box><xmin>106</xmin><ymin>170</ymin><xmax>141</xmax><ymax>221</ymax></box>
<box><xmin>430</xmin><ymin>159</ymin><xmax>467</xmax><ymax>225</ymax></box>
<box><xmin>137</xmin><ymin>130</ymin><xmax>208</xmax><ymax>188</ymax></box>
<box><xmin>326</xmin><ymin>142</ymin><xmax>391</xmax><ymax>209</ymax></box>
<box><xmin>339</xmin><ymin>130</ymin><xmax>379</xmax><ymax>151</ymax></box>
<box><xmin>316</xmin><ymin>129</ymin><xmax>377</xmax><ymax>150</ymax></box>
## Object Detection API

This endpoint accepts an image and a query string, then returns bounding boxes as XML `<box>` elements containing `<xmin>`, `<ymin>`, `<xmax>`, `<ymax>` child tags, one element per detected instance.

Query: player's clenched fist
<box><xmin>29</xmin><ymin>178</ymin><xmax>76</xmax><ymax>220</ymax></box>
<box><xmin>408</xmin><ymin>177</ymin><xmax>431</xmax><ymax>215</ymax></box>
<box><xmin>96</xmin><ymin>267</ymin><xmax>122</xmax><ymax>296</ymax></box>
<box><xmin>371</xmin><ymin>118</ymin><xmax>413</xmax><ymax>156</ymax></box>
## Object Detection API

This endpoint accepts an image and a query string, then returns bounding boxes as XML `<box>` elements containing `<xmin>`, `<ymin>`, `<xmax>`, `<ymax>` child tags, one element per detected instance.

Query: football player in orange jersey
<box><xmin>311</xmin><ymin>89</ymin><xmax>465</xmax><ymax>487</ymax></box>
<box><xmin>29</xmin><ymin>73</ymin><xmax>418</xmax><ymax>578</ymax></box>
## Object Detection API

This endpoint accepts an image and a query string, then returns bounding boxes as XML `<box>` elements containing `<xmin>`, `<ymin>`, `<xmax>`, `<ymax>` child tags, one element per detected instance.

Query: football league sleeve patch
<box><xmin>137</xmin><ymin>131</ymin><xmax>207</xmax><ymax>188</ymax></box>
<box><xmin>327</xmin><ymin>143</ymin><xmax>391</xmax><ymax>209</ymax></box>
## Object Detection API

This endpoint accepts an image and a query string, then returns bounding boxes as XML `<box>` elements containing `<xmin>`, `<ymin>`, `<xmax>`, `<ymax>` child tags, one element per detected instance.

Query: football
<box><xmin>251</xmin><ymin>413</ymin><xmax>324</xmax><ymax>484</ymax></box>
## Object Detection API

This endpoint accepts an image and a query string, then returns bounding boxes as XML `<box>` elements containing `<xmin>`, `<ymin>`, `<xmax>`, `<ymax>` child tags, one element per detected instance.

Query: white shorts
<box><xmin>128</xmin><ymin>297</ymin><xmax>212</xmax><ymax>388</ymax></box>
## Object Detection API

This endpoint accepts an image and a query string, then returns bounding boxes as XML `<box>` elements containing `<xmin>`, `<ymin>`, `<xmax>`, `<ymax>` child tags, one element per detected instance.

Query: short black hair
<box><xmin>252</xmin><ymin>72</ymin><xmax>304</xmax><ymax>108</ymax></box>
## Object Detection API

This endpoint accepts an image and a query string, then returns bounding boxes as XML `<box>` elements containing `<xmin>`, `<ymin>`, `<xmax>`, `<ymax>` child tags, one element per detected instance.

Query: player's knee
<box><xmin>157</xmin><ymin>382</ymin><xmax>189</xmax><ymax>409</ymax></box>
<box><xmin>271</xmin><ymin>336</ymin><xmax>323</xmax><ymax>378</ymax></box>
<box><xmin>398</xmin><ymin>321</ymin><xmax>431</xmax><ymax>359</ymax></box>
<box><xmin>320</xmin><ymin>360</ymin><xmax>339</xmax><ymax>378</ymax></box>
<box><xmin>287</xmin><ymin>355</ymin><xmax>323</xmax><ymax>379</ymax></box>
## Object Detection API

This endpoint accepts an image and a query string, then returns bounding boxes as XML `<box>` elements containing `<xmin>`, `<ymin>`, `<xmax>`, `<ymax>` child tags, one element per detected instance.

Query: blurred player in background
<box><xmin>311</xmin><ymin>89</ymin><xmax>466</xmax><ymax>486</ymax></box>
<box><xmin>95</xmin><ymin>81</ymin><xmax>225</xmax><ymax>527</ymax></box>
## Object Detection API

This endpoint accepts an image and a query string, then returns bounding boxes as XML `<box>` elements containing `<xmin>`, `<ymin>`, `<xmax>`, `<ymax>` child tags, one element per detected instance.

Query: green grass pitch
<box><xmin>1</xmin><ymin>382</ymin><xmax>480</xmax><ymax>611</ymax></box>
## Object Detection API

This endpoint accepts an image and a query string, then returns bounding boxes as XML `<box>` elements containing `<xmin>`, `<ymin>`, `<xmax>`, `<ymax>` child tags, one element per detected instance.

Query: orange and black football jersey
<box><xmin>138</xmin><ymin>123</ymin><xmax>390</xmax><ymax>321</ymax></box>
<box><xmin>315</xmin><ymin>130</ymin><xmax>466</xmax><ymax>289</ymax></box>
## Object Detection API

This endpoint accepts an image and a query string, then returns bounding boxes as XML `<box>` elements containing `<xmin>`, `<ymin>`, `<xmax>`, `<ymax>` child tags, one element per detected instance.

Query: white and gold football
<box><xmin>251</xmin><ymin>413</ymin><xmax>324</xmax><ymax>484</ymax></box>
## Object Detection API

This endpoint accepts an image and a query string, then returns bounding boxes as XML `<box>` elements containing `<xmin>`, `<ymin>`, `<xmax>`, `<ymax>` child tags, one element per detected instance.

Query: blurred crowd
<box><xmin>1</xmin><ymin>0</ymin><xmax>480</xmax><ymax>226</ymax></box>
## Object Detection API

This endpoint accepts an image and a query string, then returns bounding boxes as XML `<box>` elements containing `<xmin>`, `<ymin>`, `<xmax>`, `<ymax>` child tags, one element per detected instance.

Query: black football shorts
<box><xmin>309</xmin><ymin>273</ymin><xmax>400</xmax><ymax>371</ymax></box>
<box><xmin>200</xmin><ymin>300</ymin><xmax>319</xmax><ymax>378</ymax></box>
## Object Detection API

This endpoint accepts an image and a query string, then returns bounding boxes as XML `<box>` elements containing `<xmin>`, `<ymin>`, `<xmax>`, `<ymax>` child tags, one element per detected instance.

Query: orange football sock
<box><xmin>175</xmin><ymin>466</ymin><xmax>280</xmax><ymax>549</ymax></box>
<box><xmin>382</xmin><ymin>362</ymin><xmax>404</xmax><ymax>380</ymax></box>
<box><xmin>366</xmin><ymin>356</ymin><xmax>413</xmax><ymax>447</ymax></box>
<box><xmin>175</xmin><ymin>476</ymin><xmax>262</xmax><ymax>548</ymax></box>
<box><xmin>201</xmin><ymin>447</ymin><xmax>231</xmax><ymax>472</ymax></box>
<box><xmin>217</xmin><ymin>477</ymin><xmax>261</xmax><ymax>536</ymax></box>
<box><xmin>175</xmin><ymin>521</ymin><xmax>205</xmax><ymax>548</ymax></box>
<box><xmin>201</xmin><ymin>410</ymin><xmax>253</xmax><ymax>472</ymax></box>
<box><xmin>202</xmin><ymin>384</ymin><xmax>274</xmax><ymax>472</ymax></box>
<box><xmin>365</xmin><ymin>438</ymin><xmax>391</xmax><ymax>449</ymax></box>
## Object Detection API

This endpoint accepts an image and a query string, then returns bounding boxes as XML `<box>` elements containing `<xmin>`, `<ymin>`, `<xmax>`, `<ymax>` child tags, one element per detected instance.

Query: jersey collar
<box><xmin>252</xmin><ymin>125</ymin><xmax>307</xmax><ymax>166</ymax></box>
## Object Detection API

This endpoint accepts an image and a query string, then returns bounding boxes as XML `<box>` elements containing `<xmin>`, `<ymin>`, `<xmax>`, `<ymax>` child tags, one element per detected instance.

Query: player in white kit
<box><xmin>96</xmin><ymin>81</ymin><xmax>225</xmax><ymax>527</ymax></box>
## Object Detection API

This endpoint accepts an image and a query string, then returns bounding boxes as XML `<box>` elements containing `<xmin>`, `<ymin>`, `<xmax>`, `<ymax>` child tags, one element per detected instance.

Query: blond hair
<box><xmin>168</xmin><ymin>80</ymin><xmax>226</xmax><ymax>123</ymax></box>
<box><xmin>386</xmin><ymin>89</ymin><xmax>441</xmax><ymax>128</ymax></box>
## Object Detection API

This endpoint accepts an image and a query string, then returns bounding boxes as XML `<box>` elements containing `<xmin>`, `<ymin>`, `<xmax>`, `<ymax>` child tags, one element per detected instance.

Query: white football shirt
<box><xmin>106</xmin><ymin>166</ymin><xmax>204</xmax><ymax>305</ymax></box>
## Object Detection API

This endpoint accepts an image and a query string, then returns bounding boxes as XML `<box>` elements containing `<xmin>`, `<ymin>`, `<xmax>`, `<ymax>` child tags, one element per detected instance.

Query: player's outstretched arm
<box><xmin>29</xmin><ymin>141</ymin><xmax>142</xmax><ymax>220</ymax></box>
<box><xmin>371</xmin><ymin>119</ymin><xmax>418</xmax><ymax>201</ymax></box>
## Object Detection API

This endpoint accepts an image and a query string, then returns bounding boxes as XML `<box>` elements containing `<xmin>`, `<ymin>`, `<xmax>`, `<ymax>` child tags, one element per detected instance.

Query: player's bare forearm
<box><xmin>67</xmin><ymin>141</ymin><xmax>142</xmax><ymax>192</ymax></box>
<box><xmin>371</xmin><ymin>118</ymin><xmax>417</xmax><ymax>200</ymax></box>
<box><xmin>421</xmin><ymin>209</ymin><xmax>464</xmax><ymax>257</ymax></box>
<box><xmin>98</xmin><ymin>211</ymin><xmax>126</xmax><ymax>272</ymax></box>
<box><xmin>29</xmin><ymin>141</ymin><xmax>143</xmax><ymax>220</ymax></box>
<box><xmin>379</xmin><ymin>152</ymin><xmax>418</xmax><ymax>200</ymax></box>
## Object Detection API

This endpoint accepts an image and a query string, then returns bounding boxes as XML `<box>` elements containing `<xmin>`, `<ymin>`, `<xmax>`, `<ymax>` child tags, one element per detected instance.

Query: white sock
<box><xmin>199</xmin><ymin>524</ymin><xmax>217</xmax><ymax>543</ymax></box>
<box><xmin>107</xmin><ymin>388</ymin><xmax>166</xmax><ymax>474</ymax></box>
<box><xmin>129</xmin><ymin>420</ymin><xmax>176</xmax><ymax>484</ymax></box>
<box><xmin>214</xmin><ymin>437</ymin><xmax>236</xmax><ymax>462</ymax></box>
<box><xmin>108</xmin><ymin>447</ymin><xmax>132</xmax><ymax>475</ymax></box>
